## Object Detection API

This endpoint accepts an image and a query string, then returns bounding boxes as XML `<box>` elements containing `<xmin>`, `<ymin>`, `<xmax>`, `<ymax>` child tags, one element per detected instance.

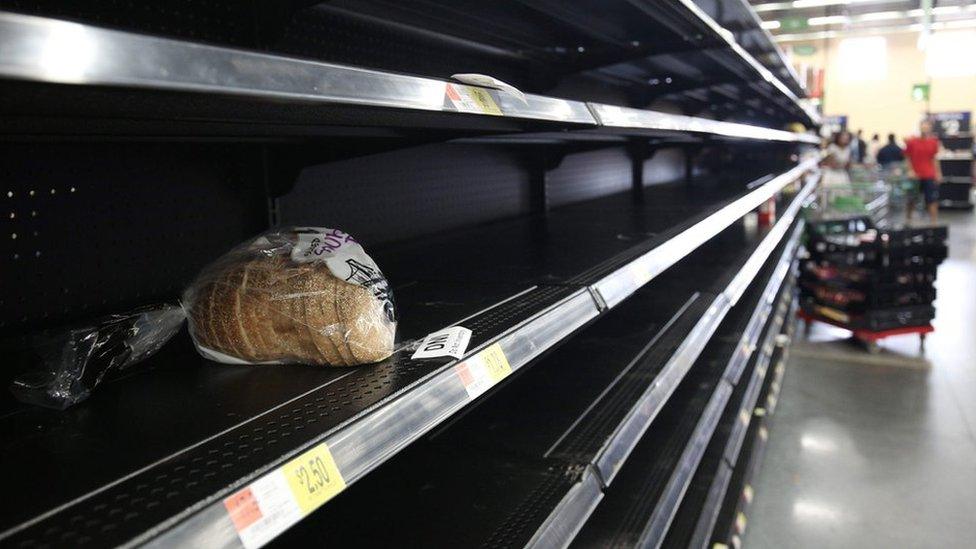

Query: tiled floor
<box><xmin>744</xmin><ymin>211</ymin><xmax>976</xmax><ymax>549</ymax></box>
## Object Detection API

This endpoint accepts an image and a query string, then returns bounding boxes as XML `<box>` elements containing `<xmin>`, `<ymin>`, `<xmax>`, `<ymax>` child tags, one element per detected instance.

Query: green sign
<box><xmin>793</xmin><ymin>44</ymin><xmax>817</xmax><ymax>56</ymax></box>
<box><xmin>781</xmin><ymin>17</ymin><xmax>809</xmax><ymax>32</ymax></box>
<box><xmin>912</xmin><ymin>83</ymin><xmax>930</xmax><ymax>102</ymax></box>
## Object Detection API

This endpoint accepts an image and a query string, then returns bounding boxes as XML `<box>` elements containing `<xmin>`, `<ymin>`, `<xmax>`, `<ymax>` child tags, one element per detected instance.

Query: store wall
<box><xmin>789</xmin><ymin>31</ymin><xmax>976</xmax><ymax>140</ymax></box>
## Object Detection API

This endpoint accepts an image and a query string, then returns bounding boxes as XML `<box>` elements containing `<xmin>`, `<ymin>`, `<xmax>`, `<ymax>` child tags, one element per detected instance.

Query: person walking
<box><xmin>866</xmin><ymin>133</ymin><xmax>882</xmax><ymax>165</ymax></box>
<box><xmin>851</xmin><ymin>130</ymin><xmax>868</xmax><ymax>164</ymax></box>
<box><xmin>876</xmin><ymin>133</ymin><xmax>904</xmax><ymax>169</ymax></box>
<box><xmin>822</xmin><ymin>131</ymin><xmax>853</xmax><ymax>187</ymax></box>
<box><xmin>904</xmin><ymin>120</ymin><xmax>942</xmax><ymax>223</ymax></box>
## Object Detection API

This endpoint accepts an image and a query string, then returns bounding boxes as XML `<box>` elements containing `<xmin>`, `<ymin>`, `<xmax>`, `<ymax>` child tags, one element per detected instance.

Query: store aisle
<box><xmin>744</xmin><ymin>211</ymin><xmax>976</xmax><ymax>549</ymax></box>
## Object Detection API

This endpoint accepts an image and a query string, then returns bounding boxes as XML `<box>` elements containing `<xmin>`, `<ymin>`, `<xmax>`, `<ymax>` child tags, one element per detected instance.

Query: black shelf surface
<box><xmin>567</xmin><ymin>223</ymin><xmax>800</xmax><ymax>549</ymax></box>
<box><xmin>268</xmin><ymin>194</ymin><xmax>807</xmax><ymax>549</ymax></box>
<box><xmin>373</xmin><ymin>172</ymin><xmax>762</xmax><ymax>286</ymax></box>
<box><xmin>661</xmin><ymin>276</ymin><xmax>795</xmax><ymax>549</ymax></box>
<box><xmin>0</xmin><ymin>163</ymin><xmax>812</xmax><ymax>548</ymax></box>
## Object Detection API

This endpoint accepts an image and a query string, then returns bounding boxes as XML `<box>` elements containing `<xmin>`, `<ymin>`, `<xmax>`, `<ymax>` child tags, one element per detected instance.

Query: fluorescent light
<box><xmin>773</xmin><ymin>18</ymin><xmax>976</xmax><ymax>42</ymax></box>
<box><xmin>761</xmin><ymin>20</ymin><xmax>782</xmax><ymax>30</ymax></box>
<box><xmin>754</xmin><ymin>0</ymin><xmax>908</xmax><ymax>13</ymax></box>
<box><xmin>858</xmin><ymin>11</ymin><xmax>906</xmax><ymax>22</ymax></box>
<box><xmin>808</xmin><ymin>15</ymin><xmax>849</xmax><ymax>26</ymax></box>
<box><xmin>794</xmin><ymin>0</ymin><xmax>875</xmax><ymax>8</ymax></box>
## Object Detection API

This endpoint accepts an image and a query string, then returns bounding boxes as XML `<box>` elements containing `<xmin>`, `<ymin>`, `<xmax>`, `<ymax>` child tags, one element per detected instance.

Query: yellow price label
<box><xmin>282</xmin><ymin>443</ymin><xmax>346</xmax><ymax>515</ymax></box>
<box><xmin>465</xmin><ymin>87</ymin><xmax>502</xmax><ymax>115</ymax></box>
<box><xmin>735</xmin><ymin>511</ymin><xmax>748</xmax><ymax>532</ymax></box>
<box><xmin>479</xmin><ymin>343</ymin><xmax>511</xmax><ymax>382</ymax></box>
<box><xmin>445</xmin><ymin>84</ymin><xmax>502</xmax><ymax>115</ymax></box>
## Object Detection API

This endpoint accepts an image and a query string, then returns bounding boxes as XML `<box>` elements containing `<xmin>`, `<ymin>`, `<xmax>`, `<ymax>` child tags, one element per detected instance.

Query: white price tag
<box><xmin>225</xmin><ymin>444</ymin><xmax>345</xmax><ymax>549</ymax></box>
<box><xmin>454</xmin><ymin>344</ymin><xmax>511</xmax><ymax>399</ymax></box>
<box><xmin>411</xmin><ymin>327</ymin><xmax>472</xmax><ymax>360</ymax></box>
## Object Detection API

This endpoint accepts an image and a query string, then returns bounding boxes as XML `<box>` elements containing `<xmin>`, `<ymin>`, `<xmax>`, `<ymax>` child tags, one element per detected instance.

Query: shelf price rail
<box><xmin>569</xmin><ymin>224</ymin><xmax>803</xmax><ymax>549</ymax></box>
<box><xmin>0</xmin><ymin>11</ymin><xmax>818</xmax><ymax>143</ymax></box>
<box><xmin>263</xmin><ymin>180</ymin><xmax>813</xmax><ymax>549</ymax></box>
<box><xmin>662</xmin><ymin>275</ymin><xmax>798</xmax><ymax>549</ymax></box>
<box><xmin>518</xmin><ymin>188</ymin><xmax>813</xmax><ymax>549</ymax></box>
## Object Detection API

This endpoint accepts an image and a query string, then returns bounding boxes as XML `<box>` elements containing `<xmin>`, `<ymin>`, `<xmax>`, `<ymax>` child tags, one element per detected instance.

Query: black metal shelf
<box><xmin>0</xmin><ymin>161</ymin><xmax>814</xmax><ymax>548</ymax></box>
<box><xmin>0</xmin><ymin>9</ymin><xmax>819</xmax><ymax>140</ymax></box>
<box><xmin>695</xmin><ymin>0</ymin><xmax>806</xmax><ymax>98</ymax></box>
<box><xmin>568</xmin><ymin>232</ymin><xmax>798</xmax><ymax>549</ymax></box>
<box><xmin>706</xmin><ymin>305</ymin><xmax>796</xmax><ymax>549</ymax></box>
<box><xmin>266</xmin><ymin>194</ymin><xmax>807</xmax><ymax>549</ymax></box>
<box><xmin>661</xmin><ymin>278</ymin><xmax>796</xmax><ymax>549</ymax></box>
<box><xmin>709</xmin><ymin>415</ymin><xmax>771</xmax><ymax>549</ymax></box>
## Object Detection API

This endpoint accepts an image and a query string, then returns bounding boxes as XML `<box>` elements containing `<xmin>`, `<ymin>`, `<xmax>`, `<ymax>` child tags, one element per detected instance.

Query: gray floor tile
<box><xmin>744</xmin><ymin>211</ymin><xmax>976</xmax><ymax>549</ymax></box>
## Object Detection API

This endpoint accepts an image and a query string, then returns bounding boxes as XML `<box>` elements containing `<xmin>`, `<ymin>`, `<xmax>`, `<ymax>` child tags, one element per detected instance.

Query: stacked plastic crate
<box><xmin>800</xmin><ymin>217</ymin><xmax>947</xmax><ymax>333</ymax></box>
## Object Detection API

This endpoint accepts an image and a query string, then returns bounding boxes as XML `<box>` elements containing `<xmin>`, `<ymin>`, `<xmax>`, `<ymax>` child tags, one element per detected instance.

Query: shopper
<box><xmin>904</xmin><ymin>120</ymin><xmax>942</xmax><ymax>223</ymax></box>
<box><xmin>876</xmin><ymin>133</ymin><xmax>904</xmax><ymax>169</ymax></box>
<box><xmin>866</xmin><ymin>133</ymin><xmax>881</xmax><ymax>165</ymax></box>
<box><xmin>822</xmin><ymin>131</ymin><xmax>853</xmax><ymax>188</ymax></box>
<box><xmin>853</xmin><ymin>129</ymin><xmax>867</xmax><ymax>163</ymax></box>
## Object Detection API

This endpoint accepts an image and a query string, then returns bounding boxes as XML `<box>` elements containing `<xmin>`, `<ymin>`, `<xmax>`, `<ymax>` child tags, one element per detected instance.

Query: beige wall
<box><xmin>790</xmin><ymin>31</ymin><xmax>976</xmax><ymax>141</ymax></box>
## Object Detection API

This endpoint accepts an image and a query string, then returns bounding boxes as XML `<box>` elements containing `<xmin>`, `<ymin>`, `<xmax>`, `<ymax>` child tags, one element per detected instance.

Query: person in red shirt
<box><xmin>904</xmin><ymin>119</ymin><xmax>942</xmax><ymax>223</ymax></box>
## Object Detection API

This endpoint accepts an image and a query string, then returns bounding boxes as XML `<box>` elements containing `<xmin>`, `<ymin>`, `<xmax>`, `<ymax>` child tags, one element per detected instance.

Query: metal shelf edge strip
<box><xmin>142</xmin><ymin>289</ymin><xmax>599</xmax><ymax>549</ymax></box>
<box><xmin>691</xmin><ymin>296</ymin><xmax>795</xmax><ymax>549</ymax></box>
<box><xmin>724</xmin><ymin>302</ymin><xmax>788</xmax><ymax>466</ymax></box>
<box><xmin>592</xmin><ymin>187</ymin><xmax>808</xmax><ymax>486</ymax></box>
<box><xmin>594</xmin><ymin>295</ymin><xmax>730</xmax><ymax>486</ymax></box>
<box><xmin>724</xmin><ymin>220</ymin><xmax>803</xmax><ymax>386</ymax></box>
<box><xmin>688</xmin><ymin>461</ymin><xmax>734</xmax><ymax>549</ymax></box>
<box><xmin>525</xmin><ymin>467</ymin><xmax>605</xmax><ymax>549</ymax></box>
<box><xmin>588</xmin><ymin>103</ymin><xmax>819</xmax><ymax>144</ymax></box>
<box><xmin>637</xmin><ymin>381</ymin><xmax>734</xmax><ymax>549</ymax></box>
<box><xmin>0</xmin><ymin>11</ymin><xmax>595</xmax><ymax>124</ymax></box>
<box><xmin>723</xmin><ymin>184</ymin><xmax>814</xmax><ymax>305</ymax></box>
<box><xmin>594</xmin><ymin>158</ymin><xmax>816</xmax><ymax>310</ymax></box>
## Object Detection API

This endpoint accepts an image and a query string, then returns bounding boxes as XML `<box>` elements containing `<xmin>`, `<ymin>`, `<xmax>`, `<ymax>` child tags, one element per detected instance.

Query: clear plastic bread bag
<box><xmin>10</xmin><ymin>227</ymin><xmax>397</xmax><ymax>409</ymax></box>
<box><xmin>183</xmin><ymin>227</ymin><xmax>396</xmax><ymax>366</ymax></box>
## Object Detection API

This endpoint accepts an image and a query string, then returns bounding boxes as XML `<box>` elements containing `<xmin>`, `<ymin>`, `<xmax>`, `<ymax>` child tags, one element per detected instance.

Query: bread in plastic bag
<box><xmin>184</xmin><ymin>227</ymin><xmax>396</xmax><ymax>366</ymax></box>
<box><xmin>10</xmin><ymin>227</ymin><xmax>396</xmax><ymax>409</ymax></box>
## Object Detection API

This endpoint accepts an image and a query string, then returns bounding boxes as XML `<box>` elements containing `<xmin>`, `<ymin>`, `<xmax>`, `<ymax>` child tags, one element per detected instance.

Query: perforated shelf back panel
<box><xmin>279</xmin><ymin>143</ymin><xmax>532</xmax><ymax>246</ymax></box>
<box><xmin>0</xmin><ymin>143</ymin><xmax>267</xmax><ymax>335</ymax></box>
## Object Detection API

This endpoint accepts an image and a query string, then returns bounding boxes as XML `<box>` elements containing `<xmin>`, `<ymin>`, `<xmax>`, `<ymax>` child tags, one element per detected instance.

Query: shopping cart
<box><xmin>877</xmin><ymin>165</ymin><xmax>917</xmax><ymax>218</ymax></box>
<box><xmin>812</xmin><ymin>165</ymin><xmax>890</xmax><ymax>224</ymax></box>
<box><xmin>800</xmin><ymin>165</ymin><xmax>947</xmax><ymax>353</ymax></box>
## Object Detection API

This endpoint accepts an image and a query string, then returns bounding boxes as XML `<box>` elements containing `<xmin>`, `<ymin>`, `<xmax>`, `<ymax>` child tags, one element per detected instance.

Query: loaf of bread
<box><xmin>186</xmin><ymin>230</ymin><xmax>395</xmax><ymax>366</ymax></box>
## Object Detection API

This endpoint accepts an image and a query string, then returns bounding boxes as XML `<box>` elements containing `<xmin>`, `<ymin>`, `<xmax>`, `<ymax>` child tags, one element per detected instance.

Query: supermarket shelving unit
<box><xmin>937</xmin><ymin>134</ymin><xmax>974</xmax><ymax>209</ymax></box>
<box><xmin>0</xmin><ymin>2</ymin><xmax>817</xmax><ymax>548</ymax></box>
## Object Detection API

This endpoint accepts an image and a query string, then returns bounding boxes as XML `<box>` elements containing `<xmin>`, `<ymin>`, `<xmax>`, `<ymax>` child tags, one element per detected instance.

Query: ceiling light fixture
<box><xmin>753</xmin><ymin>0</ymin><xmax>900</xmax><ymax>13</ymax></box>
<box><xmin>773</xmin><ymin>18</ymin><xmax>976</xmax><ymax>42</ymax></box>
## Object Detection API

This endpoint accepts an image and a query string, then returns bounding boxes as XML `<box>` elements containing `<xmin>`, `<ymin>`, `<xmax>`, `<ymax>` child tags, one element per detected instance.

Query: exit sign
<box><xmin>912</xmin><ymin>83</ymin><xmax>930</xmax><ymax>102</ymax></box>
<box><xmin>781</xmin><ymin>17</ymin><xmax>809</xmax><ymax>32</ymax></box>
<box><xmin>793</xmin><ymin>44</ymin><xmax>817</xmax><ymax>56</ymax></box>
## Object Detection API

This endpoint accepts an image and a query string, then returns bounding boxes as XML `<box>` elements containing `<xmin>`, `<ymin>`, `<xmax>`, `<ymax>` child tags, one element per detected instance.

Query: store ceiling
<box><xmin>749</xmin><ymin>0</ymin><xmax>976</xmax><ymax>42</ymax></box>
